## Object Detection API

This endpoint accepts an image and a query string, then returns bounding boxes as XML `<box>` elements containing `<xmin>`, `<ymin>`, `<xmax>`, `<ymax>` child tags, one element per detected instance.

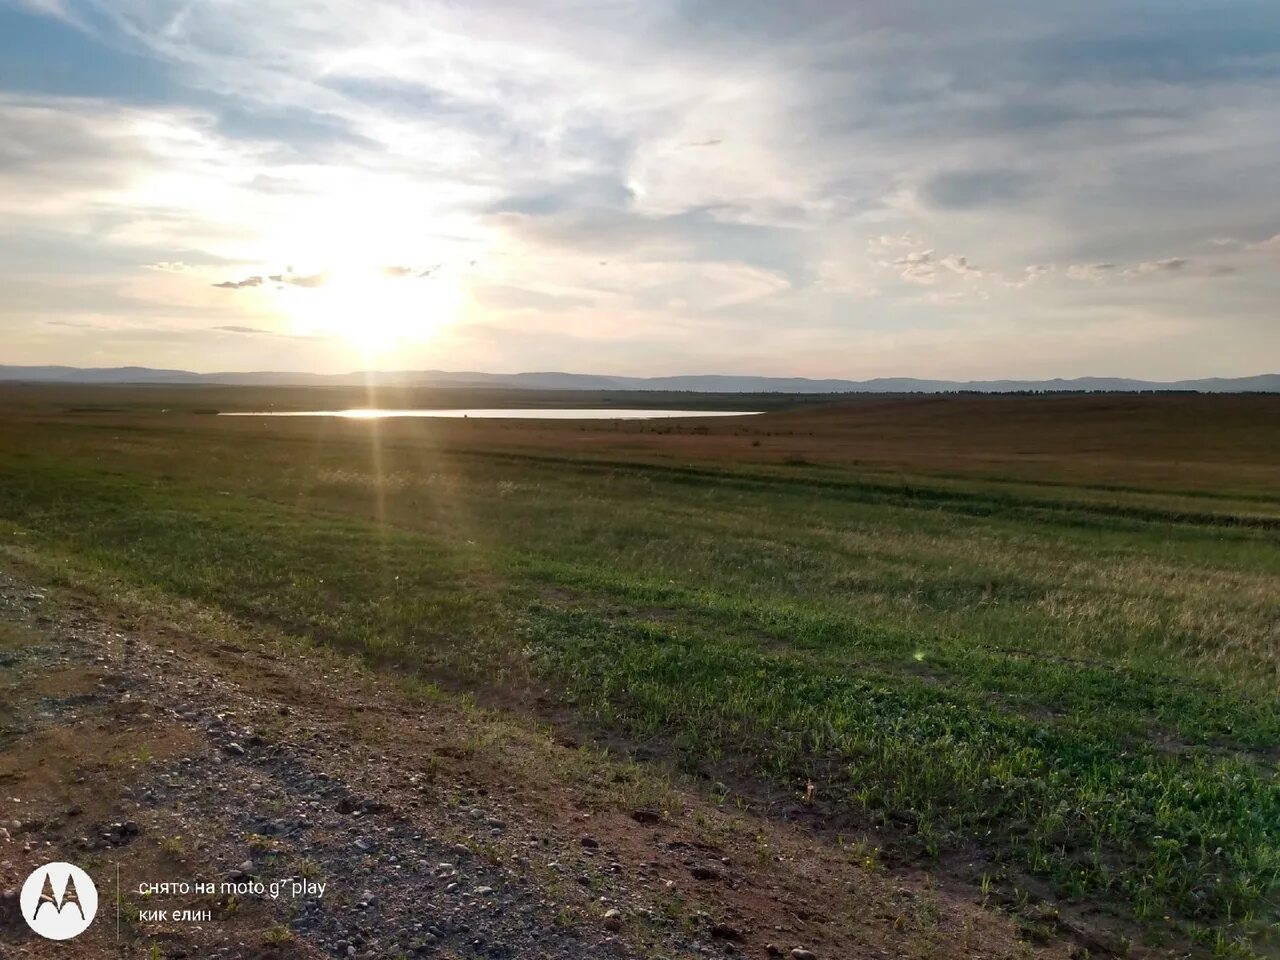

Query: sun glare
<box><xmin>277</xmin><ymin>266</ymin><xmax>463</xmax><ymax>357</ymax></box>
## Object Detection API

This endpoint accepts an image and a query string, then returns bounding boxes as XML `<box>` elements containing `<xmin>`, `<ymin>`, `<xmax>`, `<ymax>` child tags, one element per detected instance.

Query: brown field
<box><xmin>5</xmin><ymin>385</ymin><xmax>1278</xmax><ymax>490</ymax></box>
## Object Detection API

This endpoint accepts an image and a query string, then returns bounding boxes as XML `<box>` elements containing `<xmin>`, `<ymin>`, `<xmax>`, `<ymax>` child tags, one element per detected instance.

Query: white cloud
<box><xmin>1125</xmin><ymin>257</ymin><xmax>1189</xmax><ymax>276</ymax></box>
<box><xmin>1011</xmin><ymin>264</ymin><xmax>1054</xmax><ymax>288</ymax></box>
<box><xmin>939</xmin><ymin>254</ymin><xmax>983</xmax><ymax>278</ymax></box>
<box><xmin>890</xmin><ymin>249</ymin><xmax>938</xmax><ymax>284</ymax></box>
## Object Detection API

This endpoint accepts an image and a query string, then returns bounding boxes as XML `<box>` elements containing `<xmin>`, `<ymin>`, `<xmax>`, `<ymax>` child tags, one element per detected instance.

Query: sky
<box><xmin>2</xmin><ymin>0</ymin><xmax>1278</xmax><ymax>379</ymax></box>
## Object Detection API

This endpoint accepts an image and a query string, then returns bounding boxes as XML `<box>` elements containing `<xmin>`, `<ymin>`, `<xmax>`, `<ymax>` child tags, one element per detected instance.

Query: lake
<box><xmin>219</xmin><ymin>408</ymin><xmax>762</xmax><ymax>420</ymax></box>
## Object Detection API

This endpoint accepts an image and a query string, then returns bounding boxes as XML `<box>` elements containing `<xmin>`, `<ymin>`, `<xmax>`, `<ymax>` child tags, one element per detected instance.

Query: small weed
<box><xmin>262</xmin><ymin>926</ymin><xmax>293</xmax><ymax>945</ymax></box>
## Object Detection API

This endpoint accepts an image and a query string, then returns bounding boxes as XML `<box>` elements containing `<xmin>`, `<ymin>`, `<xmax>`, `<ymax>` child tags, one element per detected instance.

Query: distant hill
<box><xmin>1</xmin><ymin>365</ymin><xmax>1277</xmax><ymax>393</ymax></box>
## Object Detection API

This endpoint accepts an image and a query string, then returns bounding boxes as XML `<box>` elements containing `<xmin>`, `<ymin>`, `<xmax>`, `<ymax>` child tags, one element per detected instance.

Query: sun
<box><xmin>276</xmin><ymin>266</ymin><xmax>463</xmax><ymax>357</ymax></box>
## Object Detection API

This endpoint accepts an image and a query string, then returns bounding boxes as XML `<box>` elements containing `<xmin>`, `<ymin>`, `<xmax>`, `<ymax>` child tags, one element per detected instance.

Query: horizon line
<box><xmin>2</xmin><ymin>364</ymin><xmax>1277</xmax><ymax>383</ymax></box>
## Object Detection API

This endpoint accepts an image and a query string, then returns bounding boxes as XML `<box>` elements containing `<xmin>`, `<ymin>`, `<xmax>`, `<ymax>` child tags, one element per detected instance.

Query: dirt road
<box><xmin>0</xmin><ymin>567</ymin><xmax>1054</xmax><ymax>959</ymax></box>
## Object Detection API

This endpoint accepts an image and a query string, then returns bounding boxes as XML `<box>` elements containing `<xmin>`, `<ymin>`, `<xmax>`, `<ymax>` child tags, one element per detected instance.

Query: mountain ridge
<box><xmin>1</xmin><ymin>365</ymin><xmax>1277</xmax><ymax>393</ymax></box>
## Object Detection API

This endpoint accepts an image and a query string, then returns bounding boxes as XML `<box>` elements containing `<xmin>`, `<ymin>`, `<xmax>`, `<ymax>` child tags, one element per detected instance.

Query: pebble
<box><xmin>790</xmin><ymin>950</ymin><xmax>818</xmax><ymax>960</ymax></box>
<box><xmin>0</xmin><ymin>571</ymin><xmax>719</xmax><ymax>960</ymax></box>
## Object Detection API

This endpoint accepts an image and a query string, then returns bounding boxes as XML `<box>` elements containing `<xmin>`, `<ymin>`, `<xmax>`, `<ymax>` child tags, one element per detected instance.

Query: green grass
<box><xmin>0</xmin><ymin>403</ymin><xmax>1277</xmax><ymax>950</ymax></box>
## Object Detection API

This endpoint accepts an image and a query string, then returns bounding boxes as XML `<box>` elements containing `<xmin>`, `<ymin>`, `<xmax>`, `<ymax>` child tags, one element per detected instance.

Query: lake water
<box><xmin>220</xmin><ymin>408</ymin><xmax>762</xmax><ymax>420</ymax></box>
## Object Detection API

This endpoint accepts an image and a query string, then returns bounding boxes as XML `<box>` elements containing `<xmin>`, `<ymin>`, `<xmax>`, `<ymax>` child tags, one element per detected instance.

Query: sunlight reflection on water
<box><xmin>219</xmin><ymin>408</ymin><xmax>762</xmax><ymax>420</ymax></box>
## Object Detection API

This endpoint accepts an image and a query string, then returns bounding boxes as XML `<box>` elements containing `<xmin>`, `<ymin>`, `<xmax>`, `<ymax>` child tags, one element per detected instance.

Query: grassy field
<box><xmin>1</xmin><ymin>386</ymin><xmax>1277</xmax><ymax>952</ymax></box>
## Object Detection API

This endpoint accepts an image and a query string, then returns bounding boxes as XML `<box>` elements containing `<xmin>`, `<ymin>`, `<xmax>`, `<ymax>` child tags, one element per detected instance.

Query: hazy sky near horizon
<box><xmin>2</xmin><ymin>1</ymin><xmax>1278</xmax><ymax>378</ymax></box>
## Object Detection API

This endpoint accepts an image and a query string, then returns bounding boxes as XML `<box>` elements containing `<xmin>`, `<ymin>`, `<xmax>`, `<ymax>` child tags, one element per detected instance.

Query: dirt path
<box><xmin>0</xmin><ymin>567</ymin><xmax>1056</xmax><ymax>959</ymax></box>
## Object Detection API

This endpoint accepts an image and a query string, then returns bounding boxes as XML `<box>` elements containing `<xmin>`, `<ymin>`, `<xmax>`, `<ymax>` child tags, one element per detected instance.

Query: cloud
<box><xmin>920</xmin><ymin>169</ymin><xmax>1039</xmax><ymax>210</ymax></box>
<box><xmin>890</xmin><ymin>249</ymin><xmax>937</xmax><ymax>284</ymax></box>
<box><xmin>143</xmin><ymin>261</ymin><xmax>188</xmax><ymax>272</ymax></box>
<box><xmin>869</xmin><ymin>234</ymin><xmax>923</xmax><ymax>252</ymax></box>
<box><xmin>1066</xmin><ymin>262</ymin><xmax>1120</xmax><ymax>282</ymax></box>
<box><xmin>212</xmin><ymin>324</ymin><xmax>268</xmax><ymax>334</ymax></box>
<box><xmin>881</xmin><ymin>247</ymin><xmax>984</xmax><ymax>285</ymax></box>
<box><xmin>1012</xmin><ymin>264</ymin><xmax>1055</xmax><ymax>288</ymax></box>
<box><xmin>1065</xmin><ymin>256</ymin><xmax>1237</xmax><ymax>281</ymax></box>
<box><xmin>212</xmin><ymin>275</ymin><xmax>264</xmax><ymax>289</ymax></box>
<box><xmin>4</xmin><ymin>0</ymin><xmax>1280</xmax><ymax>378</ymax></box>
<box><xmin>0</xmin><ymin>96</ymin><xmax>150</xmax><ymax>210</ymax></box>
<box><xmin>1200</xmin><ymin>234</ymin><xmax>1280</xmax><ymax>251</ymax></box>
<box><xmin>382</xmin><ymin>264</ymin><xmax>441</xmax><ymax>278</ymax></box>
<box><xmin>212</xmin><ymin>270</ymin><xmax>329</xmax><ymax>289</ymax></box>
<box><xmin>1126</xmin><ymin>257</ymin><xmax>1189</xmax><ymax>276</ymax></box>
<box><xmin>10</xmin><ymin>0</ymin><xmax>72</xmax><ymax>21</ymax></box>
<box><xmin>267</xmin><ymin>272</ymin><xmax>328</xmax><ymax>288</ymax></box>
<box><xmin>939</xmin><ymin>254</ymin><xmax>983</xmax><ymax>278</ymax></box>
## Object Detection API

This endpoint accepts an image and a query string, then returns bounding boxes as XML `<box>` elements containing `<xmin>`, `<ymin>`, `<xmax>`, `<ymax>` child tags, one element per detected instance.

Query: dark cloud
<box><xmin>1063</xmin><ymin>256</ymin><xmax>1237</xmax><ymax>281</ymax></box>
<box><xmin>662</xmin><ymin>0</ymin><xmax>858</xmax><ymax>47</ymax></box>
<box><xmin>487</xmin><ymin>177</ymin><xmax>636</xmax><ymax>218</ymax></box>
<box><xmin>0</xmin><ymin>100</ymin><xmax>138</xmax><ymax>191</ymax></box>
<box><xmin>212</xmin><ymin>324</ymin><xmax>268</xmax><ymax>334</ymax></box>
<box><xmin>213</xmin><ymin>270</ymin><xmax>325</xmax><ymax>290</ymax></box>
<box><xmin>491</xmin><ymin>203</ymin><xmax>804</xmax><ymax>276</ymax></box>
<box><xmin>322</xmin><ymin>75</ymin><xmax>478</xmax><ymax>123</ymax></box>
<box><xmin>968</xmin><ymin>99</ymin><xmax>1190</xmax><ymax>137</ymax></box>
<box><xmin>921</xmin><ymin>169</ymin><xmax>1039</xmax><ymax>210</ymax></box>
<box><xmin>1018</xmin><ymin>8</ymin><xmax>1280</xmax><ymax>86</ymax></box>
